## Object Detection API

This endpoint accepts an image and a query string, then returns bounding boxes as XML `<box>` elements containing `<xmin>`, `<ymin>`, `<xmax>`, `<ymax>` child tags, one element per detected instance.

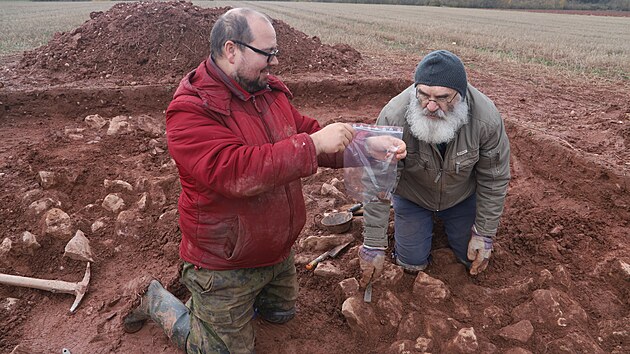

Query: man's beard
<box><xmin>405</xmin><ymin>90</ymin><xmax>469</xmax><ymax>144</ymax></box>
<box><xmin>233</xmin><ymin>67</ymin><xmax>270</xmax><ymax>93</ymax></box>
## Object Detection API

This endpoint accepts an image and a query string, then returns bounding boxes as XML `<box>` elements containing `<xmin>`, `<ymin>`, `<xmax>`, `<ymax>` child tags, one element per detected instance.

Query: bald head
<box><xmin>210</xmin><ymin>8</ymin><xmax>272</xmax><ymax>59</ymax></box>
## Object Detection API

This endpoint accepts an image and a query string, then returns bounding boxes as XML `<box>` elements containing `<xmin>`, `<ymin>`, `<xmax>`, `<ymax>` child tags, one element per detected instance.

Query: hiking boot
<box><xmin>255</xmin><ymin>307</ymin><xmax>295</xmax><ymax>324</ymax></box>
<box><xmin>123</xmin><ymin>280</ymin><xmax>190</xmax><ymax>349</ymax></box>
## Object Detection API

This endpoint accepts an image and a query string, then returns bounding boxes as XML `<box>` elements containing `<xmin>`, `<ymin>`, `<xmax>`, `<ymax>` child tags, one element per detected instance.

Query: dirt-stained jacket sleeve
<box><xmin>474</xmin><ymin>113</ymin><xmax>511</xmax><ymax>237</ymax></box>
<box><xmin>290</xmin><ymin>104</ymin><xmax>345</xmax><ymax>169</ymax></box>
<box><xmin>166</xmin><ymin>104</ymin><xmax>319</xmax><ymax>199</ymax></box>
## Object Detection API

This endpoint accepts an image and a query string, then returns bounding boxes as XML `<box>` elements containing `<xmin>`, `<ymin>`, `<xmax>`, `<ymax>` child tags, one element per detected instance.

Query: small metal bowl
<box><xmin>320</xmin><ymin>211</ymin><xmax>353</xmax><ymax>234</ymax></box>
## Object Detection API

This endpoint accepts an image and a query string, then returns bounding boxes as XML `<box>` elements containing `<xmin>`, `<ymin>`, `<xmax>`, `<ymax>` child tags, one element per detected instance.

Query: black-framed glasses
<box><xmin>232</xmin><ymin>40</ymin><xmax>279</xmax><ymax>63</ymax></box>
<box><xmin>416</xmin><ymin>90</ymin><xmax>459</xmax><ymax>106</ymax></box>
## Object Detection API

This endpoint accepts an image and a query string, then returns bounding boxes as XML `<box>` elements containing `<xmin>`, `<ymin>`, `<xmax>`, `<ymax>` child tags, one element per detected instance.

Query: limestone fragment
<box><xmin>376</xmin><ymin>261</ymin><xmax>404</xmax><ymax>287</ymax></box>
<box><xmin>1</xmin><ymin>297</ymin><xmax>19</xmax><ymax>312</ymax></box>
<box><xmin>414</xmin><ymin>337</ymin><xmax>432</xmax><ymax>352</ymax></box>
<box><xmin>412</xmin><ymin>272</ymin><xmax>450</xmax><ymax>303</ymax></box>
<box><xmin>387</xmin><ymin>340</ymin><xmax>415</xmax><ymax>354</ymax></box>
<box><xmin>115</xmin><ymin>210</ymin><xmax>143</xmax><ymax>239</ymax></box>
<box><xmin>445</xmin><ymin>327</ymin><xmax>478</xmax><ymax>353</ymax></box>
<box><xmin>134</xmin><ymin>114</ymin><xmax>165</xmax><ymax>137</ymax></box>
<box><xmin>64</xmin><ymin>230</ymin><xmax>95</xmax><ymax>262</ymax></box>
<box><xmin>321</xmin><ymin>183</ymin><xmax>345</xmax><ymax>199</ymax></box>
<box><xmin>84</xmin><ymin>114</ymin><xmax>108</xmax><ymax>129</ymax></box>
<box><xmin>37</xmin><ymin>171</ymin><xmax>58</xmax><ymax>189</ymax></box>
<box><xmin>341</xmin><ymin>296</ymin><xmax>380</xmax><ymax>337</ymax></box>
<box><xmin>136</xmin><ymin>192</ymin><xmax>148</xmax><ymax>211</ymax></box>
<box><xmin>42</xmin><ymin>208</ymin><xmax>73</xmax><ymax>240</ymax></box>
<box><xmin>22</xmin><ymin>231</ymin><xmax>41</xmax><ymax>253</ymax></box>
<box><xmin>28</xmin><ymin>197</ymin><xmax>60</xmax><ymax>215</ymax></box>
<box><xmin>107</xmin><ymin>115</ymin><xmax>133</xmax><ymax>135</ymax></box>
<box><xmin>337</xmin><ymin>278</ymin><xmax>360</xmax><ymax>301</ymax></box>
<box><xmin>512</xmin><ymin>288</ymin><xmax>587</xmax><ymax>328</ymax></box>
<box><xmin>498</xmin><ymin>320</ymin><xmax>534</xmax><ymax>343</ymax></box>
<box><xmin>313</xmin><ymin>261</ymin><xmax>343</xmax><ymax>277</ymax></box>
<box><xmin>91</xmin><ymin>216</ymin><xmax>110</xmax><ymax>233</ymax></box>
<box><xmin>104</xmin><ymin>179</ymin><xmax>133</xmax><ymax>192</ymax></box>
<box><xmin>102</xmin><ymin>193</ymin><xmax>126</xmax><ymax>213</ymax></box>
<box><xmin>0</xmin><ymin>238</ymin><xmax>12</xmax><ymax>257</ymax></box>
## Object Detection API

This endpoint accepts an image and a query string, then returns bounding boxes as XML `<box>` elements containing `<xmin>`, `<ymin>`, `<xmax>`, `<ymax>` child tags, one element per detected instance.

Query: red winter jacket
<box><xmin>166</xmin><ymin>58</ymin><xmax>342</xmax><ymax>270</ymax></box>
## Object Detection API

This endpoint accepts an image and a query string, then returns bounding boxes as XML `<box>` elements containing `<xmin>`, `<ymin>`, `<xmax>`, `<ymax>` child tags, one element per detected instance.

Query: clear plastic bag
<box><xmin>344</xmin><ymin>124</ymin><xmax>403</xmax><ymax>203</ymax></box>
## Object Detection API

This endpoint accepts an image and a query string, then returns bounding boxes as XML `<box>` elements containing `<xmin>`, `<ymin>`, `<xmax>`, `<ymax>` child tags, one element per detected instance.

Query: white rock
<box><xmin>64</xmin><ymin>230</ymin><xmax>95</xmax><ymax>262</ymax></box>
<box><xmin>330</xmin><ymin>177</ymin><xmax>343</xmax><ymax>189</ymax></box>
<box><xmin>1</xmin><ymin>297</ymin><xmax>19</xmax><ymax>312</ymax></box>
<box><xmin>387</xmin><ymin>340</ymin><xmax>415</xmax><ymax>354</ymax></box>
<box><xmin>22</xmin><ymin>231</ymin><xmax>41</xmax><ymax>252</ymax></box>
<box><xmin>104</xmin><ymin>179</ymin><xmax>133</xmax><ymax>192</ymax></box>
<box><xmin>445</xmin><ymin>327</ymin><xmax>478</xmax><ymax>353</ymax></box>
<box><xmin>321</xmin><ymin>183</ymin><xmax>345</xmax><ymax>199</ymax></box>
<box><xmin>0</xmin><ymin>238</ymin><xmax>12</xmax><ymax>256</ymax></box>
<box><xmin>102</xmin><ymin>193</ymin><xmax>125</xmax><ymax>213</ymax></box>
<box><xmin>115</xmin><ymin>210</ymin><xmax>143</xmax><ymax>239</ymax></box>
<box><xmin>84</xmin><ymin>114</ymin><xmax>108</xmax><ymax>129</ymax></box>
<box><xmin>337</xmin><ymin>278</ymin><xmax>360</xmax><ymax>301</ymax></box>
<box><xmin>28</xmin><ymin>197</ymin><xmax>60</xmax><ymax>215</ymax></box>
<box><xmin>313</xmin><ymin>261</ymin><xmax>343</xmax><ymax>277</ymax></box>
<box><xmin>91</xmin><ymin>216</ymin><xmax>110</xmax><ymax>233</ymax></box>
<box><xmin>613</xmin><ymin>259</ymin><xmax>630</xmax><ymax>281</ymax></box>
<box><xmin>412</xmin><ymin>272</ymin><xmax>450</xmax><ymax>303</ymax></box>
<box><xmin>414</xmin><ymin>337</ymin><xmax>433</xmax><ymax>352</ymax></box>
<box><xmin>376</xmin><ymin>261</ymin><xmax>404</xmax><ymax>287</ymax></box>
<box><xmin>37</xmin><ymin>171</ymin><xmax>57</xmax><ymax>189</ymax></box>
<box><xmin>42</xmin><ymin>208</ymin><xmax>73</xmax><ymax>240</ymax></box>
<box><xmin>136</xmin><ymin>192</ymin><xmax>148</xmax><ymax>211</ymax></box>
<box><xmin>134</xmin><ymin>114</ymin><xmax>165</xmax><ymax>137</ymax></box>
<box><xmin>107</xmin><ymin>115</ymin><xmax>133</xmax><ymax>135</ymax></box>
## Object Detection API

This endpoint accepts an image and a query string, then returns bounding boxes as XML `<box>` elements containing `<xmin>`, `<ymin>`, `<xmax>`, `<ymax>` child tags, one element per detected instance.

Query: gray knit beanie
<box><xmin>414</xmin><ymin>50</ymin><xmax>467</xmax><ymax>99</ymax></box>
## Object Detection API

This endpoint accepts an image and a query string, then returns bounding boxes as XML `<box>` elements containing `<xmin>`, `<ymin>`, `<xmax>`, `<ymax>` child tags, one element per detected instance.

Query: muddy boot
<box><xmin>123</xmin><ymin>280</ymin><xmax>190</xmax><ymax>349</ymax></box>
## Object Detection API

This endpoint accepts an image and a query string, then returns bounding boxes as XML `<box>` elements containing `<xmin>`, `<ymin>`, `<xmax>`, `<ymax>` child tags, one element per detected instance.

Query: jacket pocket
<box><xmin>452</xmin><ymin>149</ymin><xmax>479</xmax><ymax>175</ymax></box>
<box><xmin>196</xmin><ymin>215</ymin><xmax>241</xmax><ymax>260</ymax></box>
<box><xmin>400</xmin><ymin>151</ymin><xmax>436</xmax><ymax>187</ymax></box>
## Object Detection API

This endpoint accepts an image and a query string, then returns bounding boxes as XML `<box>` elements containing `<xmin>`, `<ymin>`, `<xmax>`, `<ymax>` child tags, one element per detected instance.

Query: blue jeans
<box><xmin>392</xmin><ymin>194</ymin><xmax>476</xmax><ymax>269</ymax></box>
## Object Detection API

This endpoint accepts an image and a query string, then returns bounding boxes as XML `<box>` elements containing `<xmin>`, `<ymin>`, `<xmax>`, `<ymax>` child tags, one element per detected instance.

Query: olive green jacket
<box><xmin>363</xmin><ymin>84</ymin><xmax>510</xmax><ymax>247</ymax></box>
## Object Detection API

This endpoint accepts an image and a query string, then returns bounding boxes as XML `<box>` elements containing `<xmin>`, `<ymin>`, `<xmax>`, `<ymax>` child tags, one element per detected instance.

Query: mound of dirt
<box><xmin>18</xmin><ymin>1</ymin><xmax>361</xmax><ymax>85</ymax></box>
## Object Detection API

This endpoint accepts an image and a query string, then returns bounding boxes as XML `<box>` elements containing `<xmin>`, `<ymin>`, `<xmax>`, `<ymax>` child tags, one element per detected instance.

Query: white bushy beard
<box><xmin>405</xmin><ymin>90</ymin><xmax>470</xmax><ymax>144</ymax></box>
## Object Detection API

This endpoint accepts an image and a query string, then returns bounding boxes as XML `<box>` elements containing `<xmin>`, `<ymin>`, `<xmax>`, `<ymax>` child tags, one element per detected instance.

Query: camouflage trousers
<box><xmin>180</xmin><ymin>252</ymin><xmax>298</xmax><ymax>354</ymax></box>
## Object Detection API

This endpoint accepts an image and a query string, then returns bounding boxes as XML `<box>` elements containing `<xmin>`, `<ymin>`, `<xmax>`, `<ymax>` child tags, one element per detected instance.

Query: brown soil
<box><xmin>1</xmin><ymin>2</ymin><xmax>628</xmax><ymax>354</ymax></box>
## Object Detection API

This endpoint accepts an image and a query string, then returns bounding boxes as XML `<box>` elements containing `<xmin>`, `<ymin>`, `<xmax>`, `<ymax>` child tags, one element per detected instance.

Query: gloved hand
<box><xmin>467</xmin><ymin>227</ymin><xmax>493</xmax><ymax>275</ymax></box>
<box><xmin>358</xmin><ymin>245</ymin><xmax>385</xmax><ymax>288</ymax></box>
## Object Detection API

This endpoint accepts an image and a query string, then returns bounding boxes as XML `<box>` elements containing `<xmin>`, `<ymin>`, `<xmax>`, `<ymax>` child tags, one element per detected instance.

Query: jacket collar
<box><xmin>174</xmin><ymin>57</ymin><xmax>293</xmax><ymax>116</ymax></box>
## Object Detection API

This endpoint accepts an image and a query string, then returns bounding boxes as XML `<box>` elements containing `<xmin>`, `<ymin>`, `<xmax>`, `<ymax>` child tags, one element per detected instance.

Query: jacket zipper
<box><xmin>252</xmin><ymin>96</ymin><xmax>295</xmax><ymax>238</ymax></box>
<box><xmin>433</xmin><ymin>143</ymin><xmax>446</xmax><ymax>211</ymax></box>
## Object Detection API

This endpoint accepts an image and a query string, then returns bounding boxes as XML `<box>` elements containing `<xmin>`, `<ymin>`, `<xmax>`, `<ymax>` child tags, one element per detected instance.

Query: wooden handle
<box><xmin>305</xmin><ymin>253</ymin><xmax>328</xmax><ymax>270</ymax></box>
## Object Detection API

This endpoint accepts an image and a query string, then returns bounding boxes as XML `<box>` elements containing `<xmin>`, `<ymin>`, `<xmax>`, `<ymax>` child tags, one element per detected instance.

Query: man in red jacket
<box><xmin>123</xmin><ymin>7</ymin><xmax>405</xmax><ymax>354</ymax></box>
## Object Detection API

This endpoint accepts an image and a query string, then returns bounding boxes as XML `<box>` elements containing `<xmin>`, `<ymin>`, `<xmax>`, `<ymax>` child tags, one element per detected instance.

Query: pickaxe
<box><xmin>0</xmin><ymin>262</ymin><xmax>91</xmax><ymax>313</ymax></box>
